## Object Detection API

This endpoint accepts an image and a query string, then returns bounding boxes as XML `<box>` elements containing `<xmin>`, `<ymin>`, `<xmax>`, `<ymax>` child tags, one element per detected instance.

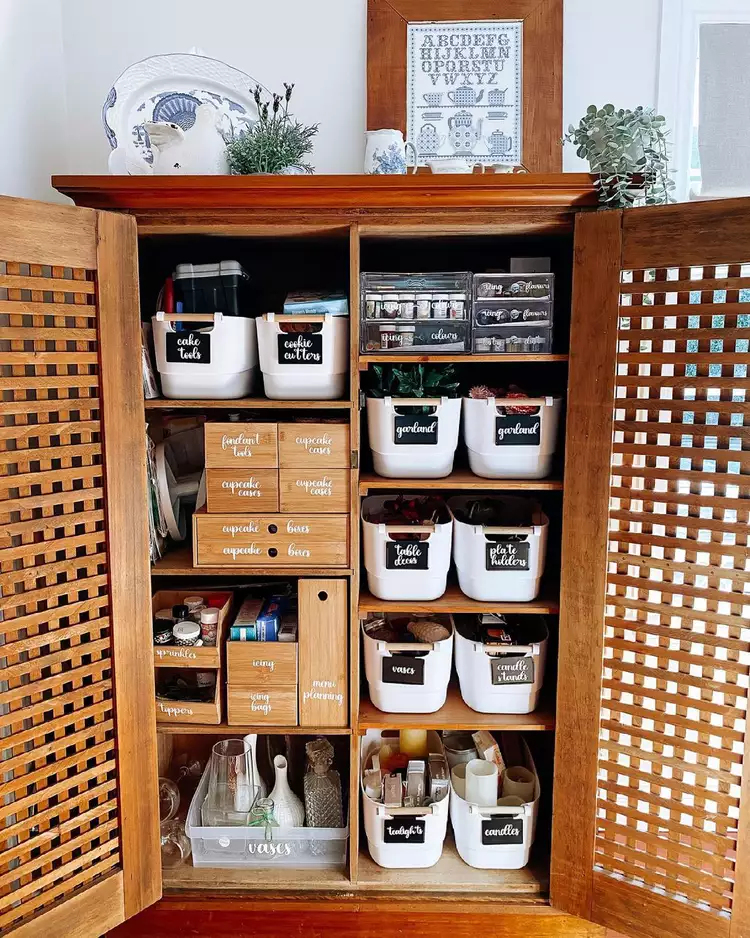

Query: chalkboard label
<box><xmin>166</xmin><ymin>330</ymin><xmax>211</xmax><ymax>364</ymax></box>
<box><xmin>277</xmin><ymin>332</ymin><xmax>323</xmax><ymax>365</ymax></box>
<box><xmin>491</xmin><ymin>655</ymin><xmax>534</xmax><ymax>686</ymax></box>
<box><xmin>394</xmin><ymin>415</ymin><xmax>438</xmax><ymax>445</ymax></box>
<box><xmin>386</xmin><ymin>540</ymin><xmax>429</xmax><ymax>570</ymax></box>
<box><xmin>486</xmin><ymin>540</ymin><xmax>530</xmax><ymax>571</ymax></box>
<box><xmin>495</xmin><ymin>414</ymin><xmax>541</xmax><ymax>447</ymax></box>
<box><xmin>416</xmin><ymin>326</ymin><xmax>461</xmax><ymax>347</ymax></box>
<box><xmin>481</xmin><ymin>817</ymin><xmax>524</xmax><ymax>846</ymax></box>
<box><xmin>383</xmin><ymin>819</ymin><xmax>426</xmax><ymax>844</ymax></box>
<box><xmin>382</xmin><ymin>654</ymin><xmax>425</xmax><ymax>685</ymax></box>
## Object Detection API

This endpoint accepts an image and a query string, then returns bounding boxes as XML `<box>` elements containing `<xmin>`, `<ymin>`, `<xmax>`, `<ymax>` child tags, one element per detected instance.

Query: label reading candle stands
<box><xmin>382</xmin><ymin>654</ymin><xmax>426</xmax><ymax>685</ymax></box>
<box><xmin>481</xmin><ymin>817</ymin><xmax>524</xmax><ymax>846</ymax></box>
<box><xmin>383</xmin><ymin>819</ymin><xmax>426</xmax><ymax>844</ymax></box>
<box><xmin>166</xmin><ymin>330</ymin><xmax>211</xmax><ymax>364</ymax></box>
<box><xmin>495</xmin><ymin>414</ymin><xmax>541</xmax><ymax>446</ymax></box>
<box><xmin>491</xmin><ymin>654</ymin><xmax>534</xmax><ymax>685</ymax></box>
<box><xmin>486</xmin><ymin>540</ymin><xmax>530</xmax><ymax>570</ymax></box>
<box><xmin>386</xmin><ymin>540</ymin><xmax>429</xmax><ymax>569</ymax></box>
<box><xmin>394</xmin><ymin>415</ymin><xmax>438</xmax><ymax>445</ymax></box>
<box><xmin>278</xmin><ymin>333</ymin><xmax>323</xmax><ymax>364</ymax></box>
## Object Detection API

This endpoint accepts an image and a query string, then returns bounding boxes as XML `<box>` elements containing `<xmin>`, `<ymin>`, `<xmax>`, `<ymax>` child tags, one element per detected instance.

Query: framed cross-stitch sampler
<box><xmin>367</xmin><ymin>0</ymin><xmax>563</xmax><ymax>172</ymax></box>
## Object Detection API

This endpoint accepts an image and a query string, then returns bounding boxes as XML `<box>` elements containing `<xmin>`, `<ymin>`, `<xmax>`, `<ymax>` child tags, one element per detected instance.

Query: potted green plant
<box><xmin>225</xmin><ymin>83</ymin><xmax>319</xmax><ymax>175</ymax></box>
<box><xmin>563</xmin><ymin>105</ymin><xmax>675</xmax><ymax>208</ymax></box>
<box><xmin>365</xmin><ymin>365</ymin><xmax>462</xmax><ymax>478</ymax></box>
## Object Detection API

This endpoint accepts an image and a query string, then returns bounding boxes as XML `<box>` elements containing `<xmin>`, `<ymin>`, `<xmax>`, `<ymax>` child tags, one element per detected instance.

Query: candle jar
<box><xmin>431</xmin><ymin>293</ymin><xmax>449</xmax><ymax>319</ymax></box>
<box><xmin>396</xmin><ymin>324</ymin><xmax>415</xmax><ymax>347</ymax></box>
<box><xmin>365</xmin><ymin>292</ymin><xmax>381</xmax><ymax>318</ymax></box>
<box><xmin>448</xmin><ymin>293</ymin><xmax>466</xmax><ymax>319</ymax></box>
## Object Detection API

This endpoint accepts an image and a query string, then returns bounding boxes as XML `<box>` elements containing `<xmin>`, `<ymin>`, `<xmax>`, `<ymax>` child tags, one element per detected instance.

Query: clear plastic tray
<box><xmin>473</xmin><ymin>300</ymin><xmax>552</xmax><ymax>327</ymax></box>
<box><xmin>472</xmin><ymin>323</ymin><xmax>553</xmax><ymax>354</ymax></box>
<box><xmin>473</xmin><ymin>273</ymin><xmax>554</xmax><ymax>302</ymax></box>
<box><xmin>362</xmin><ymin>320</ymin><xmax>471</xmax><ymax>354</ymax></box>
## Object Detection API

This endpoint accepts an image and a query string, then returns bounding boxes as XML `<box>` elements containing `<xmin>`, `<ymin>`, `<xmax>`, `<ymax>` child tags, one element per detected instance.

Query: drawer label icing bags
<box><xmin>481</xmin><ymin>817</ymin><xmax>524</xmax><ymax>846</ymax></box>
<box><xmin>382</xmin><ymin>654</ymin><xmax>425</xmax><ymax>685</ymax></box>
<box><xmin>485</xmin><ymin>540</ymin><xmax>530</xmax><ymax>571</ymax></box>
<box><xmin>495</xmin><ymin>413</ymin><xmax>541</xmax><ymax>446</ymax></box>
<box><xmin>166</xmin><ymin>329</ymin><xmax>211</xmax><ymax>364</ymax></box>
<box><xmin>278</xmin><ymin>332</ymin><xmax>323</xmax><ymax>364</ymax></box>
<box><xmin>386</xmin><ymin>540</ymin><xmax>429</xmax><ymax>570</ymax></box>
<box><xmin>394</xmin><ymin>415</ymin><xmax>438</xmax><ymax>445</ymax></box>
<box><xmin>491</xmin><ymin>654</ymin><xmax>535</xmax><ymax>685</ymax></box>
<box><xmin>383</xmin><ymin>818</ymin><xmax>426</xmax><ymax>844</ymax></box>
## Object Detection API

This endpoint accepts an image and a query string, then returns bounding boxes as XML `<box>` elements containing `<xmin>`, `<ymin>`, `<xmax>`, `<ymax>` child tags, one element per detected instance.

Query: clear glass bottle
<box><xmin>303</xmin><ymin>738</ymin><xmax>344</xmax><ymax>828</ymax></box>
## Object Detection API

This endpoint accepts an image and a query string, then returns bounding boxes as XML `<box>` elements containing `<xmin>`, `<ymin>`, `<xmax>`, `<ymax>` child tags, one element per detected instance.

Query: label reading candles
<box><xmin>382</xmin><ymin>654</ymin><xmax>425</xmax><ymax>686</ymax></box>
<box><xmin>393</xmin><ymin>415</ymin><xmax>438</xmax><ymax>445</ymax></box>
<box><xmin>486</xmin><ymin>540</ymin><xmax>530</xmax><ymax>571</ymax></box>
<box><xmin>383</xmin><ymin>818</ymin><xmax>426</xmax><ymax>844</ymax></box>
<box><xmin>166</xmin><ymin>330</ymin><xmax>211</xmax><ymax>364</ymax></box>
<box><xmin>386</xmin><ymin>540</ymin><xmax>429</xmax><ymax>570</ymax></box>
<box><xmin>491</xmin><ymin>655</ymin><xmax>535</xmax><ymax>686</ymax></box>
<box><xmin>277</xmin><ymin>333</ymin><xmax>323</xmax><ymax>365</ymax></box>
<box><xmin>481</xmin><ymin>817</ymin><xmax>524</xmax><ymax>846</ymax></box>
<box><xmin>495</xmin><ymin>414</ymin><xmax>541</xmax><ymax>446</ymax></box>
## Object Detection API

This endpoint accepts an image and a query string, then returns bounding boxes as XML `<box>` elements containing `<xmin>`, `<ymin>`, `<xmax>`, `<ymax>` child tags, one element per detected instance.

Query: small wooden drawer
<box><xmin>156</xmin><ymin>681</ymin><xmax>222</xmax><ymax>725</ymax></box>
<box><xmin>206</xmin><ymin>469</ymin><xmax>279</xmax><ymax>513</ymax></box>
<box><xmin>152</xmin><ymin>589</ymin><xmax>232</xmax><ymax>669</ymax></box>
<box><xmin>227</xmin><ymin>685</ymin><xmax>298</xmax><ymax>726</ymax></box>
<box><xmin>227</xmin><ymin>642</ymin><xmax>298</xmax><ymax>686</ymax></box>
<box><xmin>193</xmin><ymin>511</ymin><xmax>349</xmax><ymax>567</ymax></box>
<box><xmin>205</xmin><ymin>422</ymin><xmax>278</xmax><ymax>469</ymax></box>
<box><xmin>278</xmin><ymin>423</ymin><xmax>350</xmax><ymax>469</ymax></box>
<box><xmin>279</xmin><ymin>469</ymin><xmax>350</xmax><ymax>513</ymax></box>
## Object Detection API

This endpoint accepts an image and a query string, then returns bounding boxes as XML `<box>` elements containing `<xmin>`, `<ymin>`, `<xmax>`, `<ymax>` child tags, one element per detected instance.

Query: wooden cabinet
<box><xmin>2</xmin><ymin>176</ymin><xmax>747</xmax><ymax>938</ymax></box>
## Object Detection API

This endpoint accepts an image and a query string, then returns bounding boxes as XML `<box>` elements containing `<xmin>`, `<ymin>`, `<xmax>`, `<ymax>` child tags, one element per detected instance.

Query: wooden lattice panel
<box><xmin>0</xmin><ymin>261</ymin><xmax>120</xmax><ymax>933</ymax></box>
<box><xmin>595</xmin><ymin>264</ymin><xmax>750</xmax><ymax>918</ymax></box>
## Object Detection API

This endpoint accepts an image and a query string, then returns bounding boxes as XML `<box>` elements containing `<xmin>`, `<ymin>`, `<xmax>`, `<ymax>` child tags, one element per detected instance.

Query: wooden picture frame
<box><xmin>367</xmin><ymin>0</ymin><xmax>563</xmax><ymax>173</ymax></box>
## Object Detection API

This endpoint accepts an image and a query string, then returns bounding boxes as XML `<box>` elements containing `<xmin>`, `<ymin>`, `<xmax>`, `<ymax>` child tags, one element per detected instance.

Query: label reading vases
<box><xmin>481</xmin><ymin>817</ymin><xmax>524</xmax><ymax>846</ymax></box>
<box><xmin>495</xmin><ymin>414</ymin><xmax>541</xmax><ymax>446</ymax></box>
<box><xmin>485</xmin><ymin>540</ymin><xmax>530</xmax><ymax>571</ymax></box>
<box><xmin>491</xmin><ymin>655</ymin><xmax>534</xmax><ymax>685</ymax></box>
<box><xmin>383</xmin><ymin>819</ymin><xmax>426</xmax><ymax>844</ymax></box>
<box><xmin>394</xmin><ymin>415</ymin><xmax>438</xmax><ymax>445</ymax></box>
<box><xmin>382</xmin><ymin>654</ymin><xmax>425</xmax><ymax>685</ymax></box>
<box><xmin>166</xmin><ymin>330</ymin><xmax>211</xmax><ymax>364</ymax></box>
<box><xmin>278</xmin><ymin>333</ymin><xmax>323</xmax><ymax>365</ymax></box>
<box><xmin>386</xmin><ymin>540</ymin><xmax>429</xmax><ymax>570</ymax></box>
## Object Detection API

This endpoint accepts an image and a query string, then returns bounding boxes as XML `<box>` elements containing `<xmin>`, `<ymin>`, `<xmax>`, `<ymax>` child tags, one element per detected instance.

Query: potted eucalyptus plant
<box><xmin>564</xmin><ymin>105</ymin><xmax>675</xmax><ymax>208</ymax></box>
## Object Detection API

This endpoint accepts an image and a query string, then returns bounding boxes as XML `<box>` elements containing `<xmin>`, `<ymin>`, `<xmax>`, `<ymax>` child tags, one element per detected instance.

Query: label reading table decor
<box><xmin>481</xmin><ymin>817</ymin><xmax>524</xmax><ymax>846</ymax></box>
<box><xmin>495</xmin><ymin>414</ymin><xmax>541</xmax><ymax>446</ymax></box>
<box><xmin>394</xmin><ymin>415</ymin><xmax>438</xmax><ymax>445</ymax></box>
<box><xmin>486</xmin><ymin>540</ymin><xmax>530</xmax><ymax>571</ymax></box>
<box><xmin>166</xmin><ymin>330</ymin><xmax>211</xmax><ymax>364</ymax></box>
<box><xmin>382</xmin><ymin>654</ymin><xmax>425</xmax><ymax>685</ymax></box>
<box><xmin>491</xmin><ymin>654</ymin><xmax>534</xmax><ymax>685</ymax></box>
<box><xmin>386</xmin><ymin>540</ymin><xmax>429</xmax><ymax>570</ymax></box>
<box><xmin>278</xmin><ymin>332</ymin><xmax>323</xmax><ymax>365</ymax></box>
<box><xmin>383</xmin><ymin>818</ymin><xmax>426</xmax><ymax>844</ymax></box>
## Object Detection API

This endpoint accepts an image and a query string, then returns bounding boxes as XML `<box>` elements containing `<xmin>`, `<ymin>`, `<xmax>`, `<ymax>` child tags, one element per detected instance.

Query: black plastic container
<box><xmin>173</xmin><ymin>261</ymin><xmax>251</xmax><ymax>317</ymax></box>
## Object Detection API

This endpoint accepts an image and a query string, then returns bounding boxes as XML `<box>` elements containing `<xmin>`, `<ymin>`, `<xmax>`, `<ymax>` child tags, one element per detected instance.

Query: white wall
<box><xmin>0</xmin><ymin>0</ymin><xmax>664</xmax><ymax>196</ymax></box>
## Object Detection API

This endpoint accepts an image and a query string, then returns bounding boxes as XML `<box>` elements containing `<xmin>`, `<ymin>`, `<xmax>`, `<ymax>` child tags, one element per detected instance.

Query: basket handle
<box><xmin>481</xmin><ymin>525</ymin><xmax>538</xmax><ymax>536</ymax></box>
<box><xmin>377</xmin><ymin>804</ymin><xmax>437</xmax><ymax>818</ymax></box>
<box><xmin>488</xmin><ymin>396</ymin><xmax>554</xmax><ymax>410</ymax></box>
<box><xmin>155</xmin><ymin>311</ymin><xmax>221</xmax><ymax>323</ymax></box>
<box><xmin>379</xmin><ymin>641</ymin><xmax>435</xmax><ymax>652</ymax></box>
<box><xmin>382</xmin><ymin>524</ymin><xmax>436</xmax><ymax>535</ymax></box>
<box><xmin>468</xmin><ymin>803</ymin><xmax>533</xmax><ymax>817</ymax></box>
<box><xmin>385</xmin><ymin>396</ymin><xmax>445</xmax><ymax>408</ymax></box>
<box><xmin>263</xmin><ymin>313</ymin><xmax>330</xmax><ymax>323</ymax></box>
<box><xmin>479</xmin><ymin>643</ymin><xmax>540</xmax><ymax>657</ymax></box>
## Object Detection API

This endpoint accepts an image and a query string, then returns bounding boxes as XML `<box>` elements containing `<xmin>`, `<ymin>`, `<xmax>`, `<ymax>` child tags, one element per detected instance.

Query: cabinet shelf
<box><xmin>144</xmin><ymin>398</ymin><xmax>353</xmax><ymax>409</ymax></box>
<box><xmin>152</xmin><ymin>544</ymin><xmax>353</xmax><ymax>577</ymax></box>
<box><xmin>359</xmin><ymin>471</ymin><xmax>563</xmax><ymax>493</ymax></box>
<box><xmin>163</xmin><ymin>861</ymin><xmax>351</xmax><ymax>893</ymax></box>
<box><xmin>359</xmin><ymin>354</ymin><xmax>568</xmax><ymax>369</ymax></box>
<box><xmin>357</xmin><ymin>684</ymin><xmax>555</xmax><ymax>732</ymax></box>
<box><xmin>156</xmin><ymin>722</ymin><xmax>352</xmax><ymax>735</ymax></box>
<box><xmin>359</xmin><ymin>583</ymin><xmax>559</xmax><ymax>615</ymax></box>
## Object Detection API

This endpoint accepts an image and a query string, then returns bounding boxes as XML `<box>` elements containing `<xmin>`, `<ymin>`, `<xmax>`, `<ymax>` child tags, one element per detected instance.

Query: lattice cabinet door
<box><xmin>551</xmin><ymin>201</ymin><xmax>750</xmax><ymax>938</ymax></box>
<box><xmin>0</xmin><ymin>197</ymin><xmax>160</xmax><ymax>937</ymax></box>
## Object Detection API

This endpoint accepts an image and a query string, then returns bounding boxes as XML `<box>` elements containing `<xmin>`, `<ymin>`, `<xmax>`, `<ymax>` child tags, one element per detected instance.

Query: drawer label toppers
<box><xmin>486</xmin><ymin>540</ymin><xmax>530</xmax><ymax>571</ymax></box>
<box><xmin>166</xmin><ymin>330</ymin><xmax>211</xmax><ymax>364</ymax></box>
<box><xmin>495</xmin><ymin>414</ymin><xmax>541</xmax><ymax>446</ymax></box>
<box><xmin>394</xmin><ymin>415</ymin><xmax>438</xmax><ymax>445</ymax></box>
<box><xmin>278</xmin><ymin>333</ymin><xmax>323</xmax><ymax>364</ymax></box>
<box><xmin>386</xmin><ymin>540</ymin><xmax>429</xmax><ymax>570</ymax></box>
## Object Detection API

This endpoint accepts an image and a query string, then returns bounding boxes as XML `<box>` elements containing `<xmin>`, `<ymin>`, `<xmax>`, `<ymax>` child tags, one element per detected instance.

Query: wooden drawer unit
<box><xmin>205</xmin><ymin>468</ymin><xmax>279</xmax><ymax>513</ymax></box>
<box><xmin>227</xmin><ymin>686</ymin><xmax>298</xmax><ymax>726</ymax></box>
<box><xmin>227</xmin><ymin>641</ymin><xmax>298</xmax><ymax>686</ymax></box>
<box><xmin>204</xmin><ymin>422</ymin><xmax>278</xmax><ymax>468</ymax></box>
<box><xmin>193</xmin><ymin>510</ymin><xmax>349</xmax><ymax>567</ymax></box>
<box><xmin>155</xmin><ymin>680</ymin><xmax>222</xmax><ymax>726</ymax></box>
<box><xmin>298</xmin><ymin>579</ymin><xmax>348</xmax><ymax>726</ymax></box>
<box><xmin>151</xmin><ymin>588</ymin><xmax>232</xmax><ymax>669</ymax></box>
<box><xmin>279</xmin><ymin>468</ymin><xmax>350</xmax><ymax>513</ymax></box>
<box><xmin>278</xmin><ymin>422</ymin><xmax>350</xmax><ymax>469</ymax></box>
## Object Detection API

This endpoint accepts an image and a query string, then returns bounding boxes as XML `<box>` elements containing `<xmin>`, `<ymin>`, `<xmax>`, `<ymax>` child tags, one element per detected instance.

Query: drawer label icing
<box><xmin>481</xmin><ymin>817</ymin><xmax>524</xmax><ymax>846</ymax></box>
<box><xmin>382</xmin><ymin>654</ymin><xmax>425</xmax><ymax>685</ymax></box>
<box><xmin>394</xmin><ymin>415</ymin><xmax>438</xmax><ymax>445</ymax></box>
<box><xmin>386</xmin><ymin>540</ymin><xmax>429</xmax><ymax>569</ymax></box>
<box><xmin>486</xmin><ymin>540</ymin><xmax>530</xmax><ymax>571</ymax></box>
<box><xmin>278</xmin><ymin>333</ymin><xmax>323</xmax><ymax>364</ymax></box>
<box><xmin>491</xmin><ymin>655</ymin><xmax>535</xmax><ymax>685</ymax></box>
<box><xmin>495</xmin><ymin>414</ymin><xmax>541</xmax><ymax>446</ymax></box>
<box><xmin>383</xmin><ymin>819</ymin><xmax>426</xmax><ymax>844</ymax></box>
<box><xmin>166</xmin><ymin>330</ymin><xmax>211</xmax><ymax>364</ymax></box>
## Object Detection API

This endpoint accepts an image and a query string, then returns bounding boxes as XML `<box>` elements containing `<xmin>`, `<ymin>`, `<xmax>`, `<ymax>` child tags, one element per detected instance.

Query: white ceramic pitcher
<box><xmin>364</xmin><ymin>129</ymin><xmax>417</xmax><ymax>175</ymax></box>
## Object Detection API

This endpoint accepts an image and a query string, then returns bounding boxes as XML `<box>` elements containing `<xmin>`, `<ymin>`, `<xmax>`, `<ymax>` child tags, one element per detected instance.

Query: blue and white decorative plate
<box><xmin>103</xmin><ymin>53</ymin><xmax>264</xmax><ymax>174</ymax></box>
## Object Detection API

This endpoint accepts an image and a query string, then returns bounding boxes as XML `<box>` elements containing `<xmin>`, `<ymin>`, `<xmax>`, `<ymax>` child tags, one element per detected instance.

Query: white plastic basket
<box><xmin>462</xmin><ymin>396</ymin><xmax>562</xmax><ymax>479</ymax></box>
<box><xmin>362</xmin><ymin>495</ymin><xmax>452</xmax><ymax>601</ymax></box>
<box><xmin>450</xmin><ymin>740</ymin><xmax>539</xmax><ymax>870</ymax></box>
<box><xmin>186</xmin><ymin>763</ymin><xmax>348</xmax><ymax>869</ymax></box>
<box><xmin>362</xmin><ymin>615</ymin><xmax>454</xmax><ymax>713</ymax></box>
<box><xmin>448</xmin><ymin>496</ymin><xmax>548</xmax><ymax>602</ymax></box>
<box><xmin>361</xmin><ymin>730</ymin><xmax>449</xmax><ymax>869</ymax></box>
<box><xmin>152</xmin><ymin>311</ymin><xmax>258</xmax><ymax>399</ymax></box>
<box><xmin>454</xmin><ymin>618</ymin><xmax>548</xmax><ymax>714</ymax></box>
<box><xmin>257</xmin><ymin>313</ymin><xmax>349</xmax><ymax>400</ymax></box>
<box><xmin>366</xmin><ymin>397</ymin><xmax>461</xmax><ymax>478</ymax></box>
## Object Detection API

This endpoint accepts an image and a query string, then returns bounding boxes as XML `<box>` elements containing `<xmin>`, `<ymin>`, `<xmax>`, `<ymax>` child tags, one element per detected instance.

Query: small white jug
<box><xmin>365</xmin><ymin>129</ymin><xmax>417</xmax><ymax>175</ymax></box>
<box><xmin>427</xmin><ymin>159</ymin><xmax>485</xmax><ymax>174</ymax></box>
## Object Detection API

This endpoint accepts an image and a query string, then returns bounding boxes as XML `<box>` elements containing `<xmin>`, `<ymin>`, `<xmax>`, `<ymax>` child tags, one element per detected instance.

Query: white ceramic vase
<box><xmin>243</xmin><ymin>733</ymin><xmax>267</xmax><ymax>800</ymax></box>
<box><xmin>269</xmin><ymin>754</ymin><xmax>305</xmax><ymax>827</ymax></box>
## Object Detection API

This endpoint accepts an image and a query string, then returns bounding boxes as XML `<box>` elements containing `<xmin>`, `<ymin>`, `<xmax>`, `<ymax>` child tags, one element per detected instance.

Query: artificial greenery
<box><xmin>225</xmin><ymin>83</ymin><xmax>319</xmax><ymax>175</ymax></box>
<box><xmin>563</xmin><ymin>105</ymin><xmax>675</xmax><ymax>208</ymax></box>
<box><xmin>368</xmin><ymin>364</ymin><xmax>460</xmax><ymax>411</ymax></box>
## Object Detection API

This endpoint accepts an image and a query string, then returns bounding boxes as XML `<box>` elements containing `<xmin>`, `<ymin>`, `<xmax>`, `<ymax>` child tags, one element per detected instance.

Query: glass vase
<box><xmin>201</xmin><ymin>738</ymin><xmax>256</xmax><ymax>827</ymax></box>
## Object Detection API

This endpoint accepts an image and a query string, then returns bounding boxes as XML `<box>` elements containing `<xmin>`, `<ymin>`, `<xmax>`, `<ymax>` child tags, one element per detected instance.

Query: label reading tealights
<box><xmin>384</xmin><ymin>819</ymin><xmax>426</xmax><ymax>844</ymax></box>
<box><xmin>485</xmin><ymin>540</ymin><xmax>530</xmax><ymax>571</ymax></box>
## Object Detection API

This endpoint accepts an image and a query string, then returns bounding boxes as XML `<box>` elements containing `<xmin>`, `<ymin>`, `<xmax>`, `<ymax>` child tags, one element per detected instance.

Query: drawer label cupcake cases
<box><xmin>394</xmin><ymin>415</ymin><xmax>438</xmax><ymax>445</ymax></box>
<box><xmin>495</xmin><ymin>414</ymin><xmax>541</xmax><ymax>446</ymax></box>
<box><xmin>486</xmin><ymin>540</ymin><xmax>530</xmax><ymax>571</ymax></box>
<box><xmin>386</xmin><ymin>540</ymin><xmax>429</xmax><ymax>569</ymax></box>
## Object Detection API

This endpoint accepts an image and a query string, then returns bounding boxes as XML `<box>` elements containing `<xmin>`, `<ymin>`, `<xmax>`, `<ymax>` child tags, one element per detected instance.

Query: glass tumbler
<box><xmin>201</xmin><ymin>738</ymin><xmax>257</xmax><ymax>827</ymax></box>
